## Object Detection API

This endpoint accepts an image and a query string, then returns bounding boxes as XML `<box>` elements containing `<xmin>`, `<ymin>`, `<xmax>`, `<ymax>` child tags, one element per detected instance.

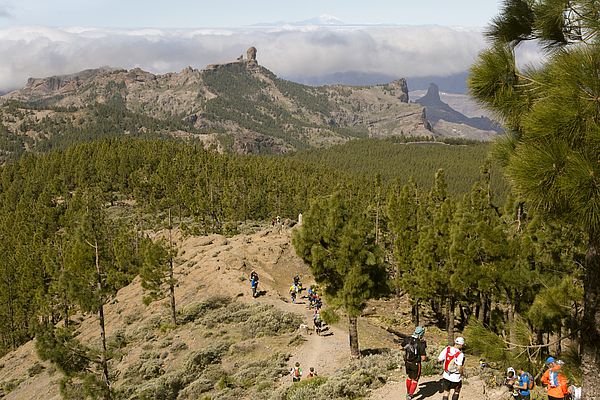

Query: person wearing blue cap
<box><xmin>541</xmin><ymin>357</ymin><xmax>569</xmax><ymax>399</ymax></box>
<box><xmin>402</xmin><ymin>326</ymin><xmax>427</xmax><ymax>400</ymax></box>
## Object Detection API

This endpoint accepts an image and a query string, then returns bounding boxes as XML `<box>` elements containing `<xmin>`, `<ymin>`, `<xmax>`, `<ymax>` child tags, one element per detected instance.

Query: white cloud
<box><xmin>0</xmin><ymin>25</ymin><xmax>541</xmax><ymax>92</ymax></box>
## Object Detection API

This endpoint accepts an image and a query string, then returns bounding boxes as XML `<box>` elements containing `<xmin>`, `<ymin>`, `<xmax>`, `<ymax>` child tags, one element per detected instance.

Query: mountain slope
<box><xmin>0</xmin><ymin>225</ymin><xmax>490</xmax><ymax>400</ymax></box>
<box><xmin>0</xmin><ymin>50</ymin><xmax>432</xmax><ymax>157</ymax></box>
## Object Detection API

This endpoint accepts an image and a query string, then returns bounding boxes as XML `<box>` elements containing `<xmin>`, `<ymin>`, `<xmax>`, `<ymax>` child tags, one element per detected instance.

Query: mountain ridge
<box><xmin>0</xmin><ymin>50</ymin><xmax>434</xmax><ymax>156</ymax></box>
<box><xmin>0</xmin><ymin>49</ymin><xmax>497</xmax><ymax>157</ymax></box>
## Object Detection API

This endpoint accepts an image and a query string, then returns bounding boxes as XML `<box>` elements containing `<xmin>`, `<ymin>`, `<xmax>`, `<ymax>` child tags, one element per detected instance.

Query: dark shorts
<box><xmin>405</xmin><ymin>361</ymin><xmax>422</xmax><ymax>381</ymax></box>
<box><xmin>442</xmin><ymin>378</ymin><xmax>462</xmax><ymax>392</ymax></box>
<box><xmin>518</xmin><ymin>395</ymin><xmax>530</xmax><ymax>400</ymax></box>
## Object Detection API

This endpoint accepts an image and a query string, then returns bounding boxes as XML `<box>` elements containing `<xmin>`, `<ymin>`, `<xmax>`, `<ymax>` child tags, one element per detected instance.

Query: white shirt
<box><xmin>438</xmin><ymin>346</ymin><xmax>464</xmax><ymax>382</ymax></box>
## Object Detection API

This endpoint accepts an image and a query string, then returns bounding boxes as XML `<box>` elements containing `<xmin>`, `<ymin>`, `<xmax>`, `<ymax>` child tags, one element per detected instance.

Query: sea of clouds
<box><xmin>0</xmin><ymin>24</ymin><xmax>544</xmax><ymax>92</ymax></box>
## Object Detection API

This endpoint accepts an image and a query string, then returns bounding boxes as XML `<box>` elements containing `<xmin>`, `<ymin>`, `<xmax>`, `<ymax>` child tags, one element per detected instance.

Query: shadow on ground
<box><xmin>413</xmin><ymin>379</ymin><xmax>443</xmax><ymax>400</ymax></box>
<box><xmin>360</xmin><ymin>348</ymin><xmax>390</xmax><ymax>356</ymax></box>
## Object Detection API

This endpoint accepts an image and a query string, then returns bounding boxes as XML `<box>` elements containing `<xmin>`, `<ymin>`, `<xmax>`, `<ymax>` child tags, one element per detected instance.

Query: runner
<box><xmin>541</xmin><ymin>357</ymin><xmax>569</xmax><ymax>400</ymax></box>
<box><xmin>250</xmin><ymin>270</ymin><xmax>259</xmax><ymax>298</ymax></box>
<box><xmin>290</xmin><ymin>361</ymin><xmax>302</xmax><ymax>383</ymax></box>
<box><xmin>437</xmin><ymin>336</ymin><xmax>465</xmax><ymax>400</ymax></box>
<box><xmin>402</xmin><ymin>326</ymin><xmax>427</xmax><ymax>400</ymax></box>
<box><xmin>514</xmin><ymin>368</ymin><xmax>534</xmax><ymax>400</ymax></box>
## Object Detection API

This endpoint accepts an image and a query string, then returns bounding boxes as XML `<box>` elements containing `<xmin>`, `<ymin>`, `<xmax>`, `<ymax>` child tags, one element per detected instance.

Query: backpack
<box><xmin>524</xmin><ymin>372</ymin><xmax>535</xmax><ymax>390</ymax></box>
<box><xmin>443</xmin><ymin>347</ymin><xmax>461</xmax><ymax>373</ymax></box>
<box><xmin>404</xmin><ymin>337</ymin><xmax>420</xmax><ymax>362</ymax></box>
<box><xmin>293</xmin><ymin>367</ymin><xmax>301</xmax><ymax>378</ymax></box>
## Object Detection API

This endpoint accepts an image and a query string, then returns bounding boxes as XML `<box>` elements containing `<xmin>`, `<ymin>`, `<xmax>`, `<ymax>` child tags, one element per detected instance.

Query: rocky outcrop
<box><xmin>24</xmin><ymin>68</ymin><xmax>117</xmax><ymax>95</ymax></box>
<box><xmin>246</xmin><ymin>46</ymin><xmax>257</xmax><ymax>63</ymax></box>
<box><xmin>387</xmin><ymin>79</ymin><xmax>409</xmax><ymax>103</ymax></box>
<box><xmin>415</xmin><ymin>83</ymin><xmax>501</xmax><ymax>135</ymax></box>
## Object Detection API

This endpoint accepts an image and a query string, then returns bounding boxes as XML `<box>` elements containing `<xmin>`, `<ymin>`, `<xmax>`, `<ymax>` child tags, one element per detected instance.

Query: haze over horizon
<box><xmin>0</xmin><ymin>0</ymin><xmax>543</xmax><ymax>94</ymax></box>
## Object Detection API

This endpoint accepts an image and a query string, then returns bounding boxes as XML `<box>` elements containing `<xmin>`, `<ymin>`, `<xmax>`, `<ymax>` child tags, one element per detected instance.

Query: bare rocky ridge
<box><xmin>0</xmin><ymin>48</ymin><xmax>434</xmax><ymax>156</ymax></box>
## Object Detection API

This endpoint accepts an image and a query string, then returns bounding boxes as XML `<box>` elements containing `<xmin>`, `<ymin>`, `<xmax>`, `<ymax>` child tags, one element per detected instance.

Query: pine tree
<box><xmin>139</xmin><ymin>209</ymin><xmax>177</xmax><ymax>325</ymax></box>
<box><xmin>59</xmin><ymin>189</ymin><xmax>141</xmax><ymax>398</ymax></box>
<box><xmin>469</xmin><ymin>1</ymin><xmax>600</xmax><ymax>394</ymax></box>
<box><xmin>386</xmin><ymin>178</ymin><xmax>420</xmax><ymax>321</ymax></box>
<box><xmin>412</xmin><ymin>169</ymin><xmax>455</xmax><ymax>340</ymax></box>
<box><xmin>292</xmin><ymin>191</ymin><xmax>387</xmax><ymax>357</ymax></box>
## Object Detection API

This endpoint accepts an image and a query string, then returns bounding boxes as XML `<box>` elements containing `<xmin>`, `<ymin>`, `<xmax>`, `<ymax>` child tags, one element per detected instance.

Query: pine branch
<box><xmin>501</xmin><ymin>330</ymin><xmax>577</xmax><ymax>349</ymax></box>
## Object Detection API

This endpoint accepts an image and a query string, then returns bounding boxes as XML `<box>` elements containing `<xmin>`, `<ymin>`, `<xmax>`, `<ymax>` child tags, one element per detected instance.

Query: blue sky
<box><xmin>0</xmin><ymin>0</ymin><xmax>502</xmax><ymax>28</ymax></box>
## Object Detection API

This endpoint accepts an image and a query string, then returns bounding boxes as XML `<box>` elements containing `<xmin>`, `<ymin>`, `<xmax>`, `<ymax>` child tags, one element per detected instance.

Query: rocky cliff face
<box><xmin>0</xmin><ymin>48</ymin><xmax>433</xmax><ymax>155</ymax></box>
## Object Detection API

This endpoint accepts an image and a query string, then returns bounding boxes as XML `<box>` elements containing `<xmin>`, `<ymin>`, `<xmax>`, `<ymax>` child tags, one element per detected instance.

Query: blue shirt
<box><xmin>518</xmin><ymin>373</ymin><xmax>530</xmax><ymax>396</ymax></box>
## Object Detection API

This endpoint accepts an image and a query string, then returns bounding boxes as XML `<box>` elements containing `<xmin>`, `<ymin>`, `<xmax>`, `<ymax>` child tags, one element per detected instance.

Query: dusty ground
<box><xmin>0</xmin><ymin>224</ymin><xmax>492</xmax><ymax>399</ymax></box>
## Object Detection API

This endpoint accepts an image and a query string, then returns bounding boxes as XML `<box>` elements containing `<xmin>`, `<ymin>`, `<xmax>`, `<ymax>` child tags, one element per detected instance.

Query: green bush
<box><xmin>179</xmin><ymin>296</ymin><xmax>232</xmax><ymax>323</ymax></box>
<box><xmin>284</xmin><ymin>377</ymin><xmax>327</xmax><ymax>400</ymax></box>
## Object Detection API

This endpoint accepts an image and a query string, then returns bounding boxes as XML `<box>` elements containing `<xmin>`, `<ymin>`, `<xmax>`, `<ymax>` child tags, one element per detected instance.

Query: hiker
<box><xmin>293</xmin><ymin>274</ymin><xmax>302</xmax><ymax>292</ymax></box>
<box><xmin>289</xmin><ymin>284</ymin><xmax>297</xmax><ymax>303</ymax></box>
<box><xmin>313</xmin><ymin>309</ymin><xmax>323</xmax><ymax>335</ymax></box>
<box><xmin>505</xmin><ymin>367</ymin><xmax>519</xmax><ymax>398</ymax></box>
<box><xmin>307</xmin><ymin>367</ymin><xmax>317</xmax><ymax>379</ymax></box>
<box><xmin>568</xmin><ymin>385</ymin><xmax>582</xmax><ymax>400</ymax></box>
<box><xmin>250</xmin><ymin>270</ymin><xmax>259</xmax><ymax>298</ymax></box>
<box><xmin>290</xmin><ymin>361</ymin><xmax>302</xmax><ymax>382</ymax></box>
<box><xmin>541</xmin><ymin>357</ymin><xmax>569</xmax><ymax>400</ymax></box>
<box><xmin>402</xmin><ymin>326</ymin><xmax>428</xmax><ymax>400</ymax></box>
<box><xmin>514</xmin><ymin>368</ymin><xmax>535</xmax><ymax>400</ymax></box>
<box><xmin>437</xmin><ymin>336</ymin><xmax>465</xmax><ymax>400</ymax></box>
<box><xmin>307</xmin><ymin>286</ymin><xmax>316</xmax><ymax>309</ymax></box>
<box><xmin>313</xmin><ymin>295</ymin><xmax>322</xmax><ymax>311</ymax></box>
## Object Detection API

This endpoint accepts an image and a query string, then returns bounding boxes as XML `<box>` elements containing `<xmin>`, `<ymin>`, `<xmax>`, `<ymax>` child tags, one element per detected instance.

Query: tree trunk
<box><xmin>459</xmin><ymin>304</ymin><xmax>469</xmax><ymax>329</ymax></box>
<box><xmin>414</xmin><ymin>300</ymin><xmax>420</xmax><ymax>327</ymax></box>
<box><xmin>95</xmin><ymin>241</ymin><xmax>111</xmax><ymax>399</ymax></box>
<box><xmin>582</xmin><ymin>232</ymin><xmax>600</xmax><ymax>399</ymax></box>
<box><xmin>557</xmin><ymin>321</ymin><xmax>563</xmax><ymax>356</ymax></box>
<box><xmin>447</xmin><ymin>298</ymin><xmax>455</xmax><ymax>345</ymax></box>
<box><xmin>348</xmin><ymin>316</ymin><xmax>360</xmax><ymax>358</ymax></box>
<box><xmin>478</xmin><ymin>293</ymin><xmax>486</xmax><ymax>323</ymax></box>
<box><xmin>507</xmin><ymin>297</ymin><xmax>516</xmax><ymax>350</ymax></box>
<box><xmin>431</xmin><ymin>299</ymin><xmax>444</xmax><ymax>326</ymax></box>
<box><xmin>168</xmin><ymin>209</ymin><xmax>177</xmax><ymax>325</ymax></box>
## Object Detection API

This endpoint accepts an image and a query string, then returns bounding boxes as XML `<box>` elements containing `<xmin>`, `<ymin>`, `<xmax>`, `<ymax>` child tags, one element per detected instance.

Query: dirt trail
<box><xmin>370</xmin><ymin>375</ymin><xmax>487</xmax><ymax>400</ymax></box>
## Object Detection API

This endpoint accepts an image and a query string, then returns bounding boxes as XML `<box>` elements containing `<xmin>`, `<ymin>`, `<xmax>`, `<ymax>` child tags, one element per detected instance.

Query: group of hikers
<box><xmin>504</xmin><ymin>357</ymin><xmax>581</xmax><ymax>400</ymax></box>
<box><xmin>401</xmin><ymin>326</ymin><xmax>465</xmax><ymax>400</ymax></box>
<box><xmin>250</xmin><ymin>267</ymin><xmax>581</xmax><ymax>399</ymax></box>
<box><xmin>401</xmin><ymin>326</ymin><xmax>581</xmax><ymax>400</ymax></box>
<box><xmin>289</xmin><ymin>362</ymin><xmax>317</xmax><ymax>382</ymax></box>
<box><xmin>249</xmin><ymin>271</ymin><xmax>325</xmax><ymax>335</ymax></box>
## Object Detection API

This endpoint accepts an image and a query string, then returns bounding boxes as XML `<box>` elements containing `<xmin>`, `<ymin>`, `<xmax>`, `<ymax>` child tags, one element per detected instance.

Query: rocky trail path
<box><xmin>370</xmin><ymin>375</ymin><xmax>487</xmax><ymax>400</ymax></box>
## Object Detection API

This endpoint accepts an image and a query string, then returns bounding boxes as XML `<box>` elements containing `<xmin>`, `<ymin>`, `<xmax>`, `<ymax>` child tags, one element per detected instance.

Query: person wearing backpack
<box><xmin>437</xmin><ymin>336</ymin><xmax>465</xmax><ymax>400</ymax></box>
<box><xmin>250</xmin><ymin>270</ymin><xmax>259</xmax><ymax>297</ymax></box>
<box><xmin>290</xmin><ymin>361</ymin><xmax>302</xmax><ymax>383</ymax></box>
<box><xmin>541</xmin><ymin>357</ymin><xmax>569</xmax><ymax>400</ymax></box>
<box><xmin>515</xmin><ymin>368</ymin><xmax>535</xmax><ymax>399</ymax></box>
<box><xmin>402</xmin><ymin>326</ymin><xmax>428</xmax><ymax>400</ymax></box>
